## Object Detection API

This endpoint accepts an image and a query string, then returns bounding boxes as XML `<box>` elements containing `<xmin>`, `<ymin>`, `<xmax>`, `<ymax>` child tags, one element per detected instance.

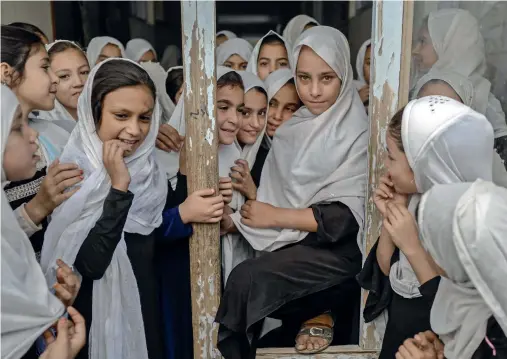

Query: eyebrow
<box><xmin>285</xmin><ymin>102</ymin><xmax>299</xmax><ymax>108</ymax></box>
<box><xmin>217</xmin><ymin>99</ymin><xmax>233</xmax><ymax>106</ymax></box>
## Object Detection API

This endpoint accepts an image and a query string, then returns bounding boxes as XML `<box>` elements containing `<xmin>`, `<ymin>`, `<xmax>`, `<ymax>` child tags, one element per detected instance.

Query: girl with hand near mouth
<box><xmin>1</xmin><ymin>26</ymin><xmax>82</xmax><ymax>259</ymax></box>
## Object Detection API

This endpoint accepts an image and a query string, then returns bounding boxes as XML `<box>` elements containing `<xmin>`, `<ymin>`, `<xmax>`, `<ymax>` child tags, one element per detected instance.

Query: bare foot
<box><xmin>295</xmin><ymin>313</ymin><xmax>333</xmax><ymax>353</ymax></box>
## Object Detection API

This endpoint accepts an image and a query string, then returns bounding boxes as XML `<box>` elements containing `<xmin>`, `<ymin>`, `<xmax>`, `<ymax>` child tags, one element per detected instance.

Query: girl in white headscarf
<box><xmin>354</xmin><ymin>39</ymin><xmax>371</xmax><ymax>107</ymax></box>
<box><xmin>36</xmin><ymin>40</ymin><xmax>90</xmax><ymax>133</ymax></box>
<box><xmin>160</xmin><ymin>45</ymin><xmax>181</xmax><ymax>70</ymax></box>
<box><xmin>40</xmin><ymin>58</ymin><xmax>168</xmax><ymax>359</ymax></box>
<box><xmin>359</xmin><ymin>96</ymin><xmax>507</xmax><ymax>359</ymax></box>
<box><xmin>217</xmin><ymin>30</ymin><xmax>237</xmax><ymax>46</ymax></box>
<box><xmin>250</xmin><ymin>68</ymin><xmax>301</xmax><ymax>185</ymax></box>
<box><xmin>393</xmin><ymin>179</ymin><xmax>507</xmax><ymax>359</ymax></box>
<box><xmin>217</xmin><ymin>38</ymin><xmax>253</xmax><ymax>71</ymax></box>
<box><xmin>126</xmin><ymin>38</ymin><xmax>157</xmax><ymax>63</ymax></box>
<box><xmin>282</xmin><ymin>14</ymin><xmax>320</xmax><ymax>49</ymax></box>
<box><xmin>217</xmin><ymin>26</ymin><xmax>368</xmax><ymax>357</ymax></box>
<box><xmin>1</xmin><ymin>85</ymin><xmax>86</xmax><ymax>359</ymax></box>
<box><xmin>1</xmin><ymin>26</ymin><xmax>83</xmax><ymax>260</ymax></box>
<box><xmin>86</xmin><ymin>36</ymin><xmax>125</xmax><ymax>67</ymax></box>
<box><xmin>246</xmin><ymin>31</ymin><xmax>293</xmax><ymax>80</ymax></box>
<box><xmin>411</xmin><ymin>8</ymin><xmax>507</xmax><ymax>162</ymax></box>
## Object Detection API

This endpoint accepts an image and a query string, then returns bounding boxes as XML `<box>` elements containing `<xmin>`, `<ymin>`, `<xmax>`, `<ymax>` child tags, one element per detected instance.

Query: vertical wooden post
<box><xmin>361</xmin><ymin>0</ymin><xmax>414</xmax><ymax>351</ymax></box>
<box><xmin>181</xmin><ymin>1</ymin><xmax>221</xmax><ymax>358</ymax></box>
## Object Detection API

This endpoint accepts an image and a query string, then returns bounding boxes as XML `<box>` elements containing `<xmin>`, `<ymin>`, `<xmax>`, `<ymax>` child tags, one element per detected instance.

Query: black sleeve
<box><xmin>170</xmin><ymin>172</ymin><xmax>188</xmax><ymax>207</ymax></box>
<box><xmin>419</xmin><ymin>276</ymin><xmax>441</xmax><ymax>304</ymax></box>
<box><xmin>74</xmin><ymin>188</ymin><xmax>134</xmax><ymax>280</ymax></box>
<box><xmin>494</xmin><ymin>136</ymin><xmax>507</xmax><ymax>170</ymax></box>
<box><xmin>307</xmin><ymin>202</ymin><xmax>359</xmax><ymax>245</ymax></box>
<box><xmin>357</xmin><ymin>239</ymin><xmax>393</xmax><ymax>323</ymax></box>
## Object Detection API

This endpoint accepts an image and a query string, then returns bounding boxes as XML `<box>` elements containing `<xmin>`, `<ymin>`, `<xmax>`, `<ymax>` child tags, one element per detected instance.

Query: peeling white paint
<box><xmin>189</xmin><ymin>136</ymin><xmax>193</xmax><ymax>149</ymax></box>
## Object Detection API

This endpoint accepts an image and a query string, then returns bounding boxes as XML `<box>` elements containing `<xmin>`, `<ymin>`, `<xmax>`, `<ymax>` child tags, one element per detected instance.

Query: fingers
<box><xmin>219</xmin><ymin>177</ymin><xmax>232</xmax><ymax>185</ymax></box>
<box><xmin>403</xmin><ymin>339</ymin><xmax>423</xmax><ymax>356</ymax></box>
<box><xmin>375</xmin><ymin>185</ymin><xmax>392</xmax><ymax>200</ymax></box>
<box><xmin>229</xmin><ymin>171</ymin><xmax>243</xmax><ymax>182</ymax></box>
<box><xmin>379</xmin><ymin>175</ymin><xmax>394</xmax><ymax>187</ymax></box>
<box><xmin>230</xmin><ymin>166</ymin><xmax>245</xmax><ymax>175</ymax></box>
<box><xmin>211</xmin><ymin>201</ymin><xmax>225</xmax><ymax>212</ymax></box>
<box><xmin>55</xmin><ymin>175</ymin><xmax>83</xmax><ymax>194</ymax></box>
<box><xmin>397</xmin><ymin>345</ymin><xmax>413</xmax><ymax>359</ymax></box>
<box><xmin>53</xmin><ymin>283</ymin><xmax>73</xmax><ymax>303</ymax></box>
<box><xmin>67</xmin><ymin>306</ymin><xmax>86</xmax><ymax>336</ymax></box>
<box><xmin>156</xmin><ymin>138</ymin><xmax>171</xmax><ymax>152</ymax></box>
<box><xmin>56</xmin><ymin>187</ymin><xmax>80</xmax><ymax>203</ymax></box>
<box><xmin>235</xmin><ymin>159</ymin><xmax>249</xmax><ymax>169</ymax></box>
<box><xmin>386</xmin><ymin>202</ymin><xmax>403</xmax><ymax>221</ymax></box>
<box><xmin>55</xmin><ymin>317</ymin><xmax>69</xmax><ymax>343</ymax></box>
<box><xmin>193</xmin><ymin>188</ymin><xmax>215</xmax><ymax>197</ymax></box>
<box><xmin>43</xmin><ymin>328</ymin><xmax>56</xmax><ymax>346</ymax></box>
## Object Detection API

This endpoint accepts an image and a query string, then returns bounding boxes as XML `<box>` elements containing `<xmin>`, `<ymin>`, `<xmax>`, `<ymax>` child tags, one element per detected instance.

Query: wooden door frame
<box><xmin>181</xmin><ymin>0</ymin><xmax>414</xmax><ymax>357</ymax></box>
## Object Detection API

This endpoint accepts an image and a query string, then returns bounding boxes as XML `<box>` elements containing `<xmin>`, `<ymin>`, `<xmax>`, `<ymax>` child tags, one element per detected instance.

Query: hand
<box><xmin>415</xmin><ymin>331</ymin><xmax>444</xmax><ymax>359</ymax></box>
<box><xmin>383</xmin><ymin>201</ymin><xmax>421</xmax><ymax>255</ymax></box>
<box><xmin>220</xmin><ymin>213</ymin><xmax>235</xmax><ymax>235</ymax></box>
<box><xmin>52</xmin><ymin>259</ymin><xmax>80</xmax><ymax>307</ymax></box>
<box><xmin>103</xmin><ymin>140</ymin><xmax>131</xmax><ymax>192</ymax></box>
<box><xmin>25</xmin><ymin>160</ymin><xmax>83</xmax><ymax>224</ymax></box>
<box><xmin>374</xmin><ymin>175</ymin><xmax>408</xmax><ymax>216</ymax></box>
<box><xmin>230</xmin><ymin>160</ymin><xmax>257</xmax><ymax>200</ymax></box>
<box><xmin>156</xmin><ymin>124</ymin><xmax>184</xmax><ymax>153</ymax></box>
<box><xmin>359</xmin><ymin>85</ymin><xmax>370</xmax><ymax>104</ymax></box>
<box><xmin>179</xmin><ymin>188</ymin><xmax>224</xmax><ymax>224</ymax></box>
<box><xmin>40</xmin><ymin>306</ymin><xmax>86</xmax><ymax>359</ymax></box>
<box><xmin>240</xmin><ymin>200</ymin><xmax>276</xmax><ymax>228</ymax></box>
<box><xmin>219</xmin><ymin>177</ymin><xmax>233</xmax><ymax>204</ymax></box>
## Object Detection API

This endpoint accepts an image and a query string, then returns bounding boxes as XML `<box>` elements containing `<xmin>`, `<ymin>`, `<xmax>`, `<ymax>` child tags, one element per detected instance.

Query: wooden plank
<box><xmin>360</xmin><ymin>0</ymin><xmax>414</xmax><ymax>351</ymax></box>
<box><xmin>257</xmin><ymin>345</ymin><xmax>377</xmax><ymax>359</ymax></box>
<box><xmin>180</xmin><ymin>2</ymin><xmax>221</xmax><ymax>359</ymax></box>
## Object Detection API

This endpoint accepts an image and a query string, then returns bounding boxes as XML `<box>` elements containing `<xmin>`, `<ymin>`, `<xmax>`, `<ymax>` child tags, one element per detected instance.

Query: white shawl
<box><xmin>86</xmin><ymin>36</ymin><xmax>125</xmax><ymax>67</ymax></box>
<box><xmin>232</xmin><ymin>26</ymin><xmax>368</xmax><ymax>252</ymax></box>
<box><xmin>282</xmin><ymin>14</ymin><xmax>320</xmax><ymax>50</ymax></box>
<box><xmin>426</xmin><ymin>8</ymin><xmax>507</xmax><ymax>138</ymax></box>
<box><xmin>389</xmin><ymin>96</ymin><xmax>505</xmax><ymax>298</ymax></box>
<box><xmin>419</xmin><ymin>179</ymin><xmax>507</xmax><ymax>359</ymax></box>
<box><xmin>354</xmin><ymin>39</ymin><xmax>371</xmax><ymax>90</ymax></box>
<box><xmin>246</xmin><ymin>31</ymin><xmax>293</xmax><ymax>78</ymax></box>
<box><xmin>217</xmin><ymin>30</ymin><xmax>237</xmax><ymax>40</ymax></box>
<box><xmin>222</xmin><ymin>70</ymin><xmax>267</xmax><ymax>282</ymax></box>
<box><xmin>413</xmin><ymin>68</ymin><xmax>474</xmax><ymax>106</ymax></box>
<box><xmin>1</xmin><ymin>85</ymin><xmax>64</xmax><ymax>359</ymax></box>
<box><xmin>216</xmin><ymin>38</ymin><xmax>253</xmax><ymax>66</ymax></box>
<box><xmin>262</xmin><ymin>68</ymin><xmax>294</xmax><ymax>149</ymax></box>
<box><xmin>40</xmin><ymin>58</ymin><xmax>167</xmax><ymax>359</ymax></box>
<box><xmin>126</xmin><ymin>38</ymin><xmax>157</xmax><ymax>63</ymax></box>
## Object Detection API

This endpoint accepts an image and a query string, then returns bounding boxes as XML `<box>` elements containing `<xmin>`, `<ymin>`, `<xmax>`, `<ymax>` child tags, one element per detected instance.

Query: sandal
<box><xmin>295</xmin><ymin>313</ymin><xmax>334</xmax><ymax>354</ymax></box>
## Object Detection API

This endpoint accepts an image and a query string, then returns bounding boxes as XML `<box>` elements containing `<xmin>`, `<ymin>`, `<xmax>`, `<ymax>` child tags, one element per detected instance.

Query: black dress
<box><xmin>250</xmin><ymin>139</ymin><xmax>270</xmax><ymax>188</ymax></box>
<box><xmin>215</xmin><ymin>201</ymin><xmax>363</xmax><ymax>359</ymax></box>
<box><xmin>72</xmin><ymin>188</ymin><xmax>164</xmax><ymax>359</ymax></box>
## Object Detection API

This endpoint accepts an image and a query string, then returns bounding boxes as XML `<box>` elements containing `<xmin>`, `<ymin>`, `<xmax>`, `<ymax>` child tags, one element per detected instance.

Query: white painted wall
<box><xmin>1</xmin><ymin>1</ymin><xmax>53</xmax><ymax>40</ymax></box>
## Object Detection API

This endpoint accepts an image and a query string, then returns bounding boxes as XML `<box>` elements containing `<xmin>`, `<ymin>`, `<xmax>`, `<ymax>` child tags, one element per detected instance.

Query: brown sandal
<box><xmin>295</xmin><ymin>313</ymin><xmax>334</xmax><ymax>354</ymax></box>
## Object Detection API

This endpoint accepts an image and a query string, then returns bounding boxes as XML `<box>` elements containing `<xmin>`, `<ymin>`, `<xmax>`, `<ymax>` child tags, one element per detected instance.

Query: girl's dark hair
<box><xmin>249</xmin><ymin>86</ymin><xmax>267</xmax><ymax>98</ymax></box>
<box><xmin>91</xmin><ymin>60</ymin><xmax>157</xmax><ymax>125</ymax></box>
<box><xmin>9</xmin><ymin>22</ymin><xmax>47</xmax><ymax>40</ymax></box>
<box><xmin>1</xmin><ymin>25</ymin><xmax>44</xmax><ymax>85</ymax></box>
<box><xmin>48</xmin><ymin>41</ymin><xmax>85</xmax><ymax>61</ymax></box>
<box><xmin>387</xmin><ymin>106</ymin><xmax>406</xmax><ymax>151</ymax></box>
<box><xmin>165</xmin><ymin>68</ymin><xmax>184</xmax><ymax>103</ymax></box>
<box><xmin>217</xmin><ymin>71</ymin><xmax>244</xmax><ymax>90</ymax></box>
<box><xmin>261</xmin><ymin>34</ymin><xmax>285</xmax><ymax>48</ymax></box>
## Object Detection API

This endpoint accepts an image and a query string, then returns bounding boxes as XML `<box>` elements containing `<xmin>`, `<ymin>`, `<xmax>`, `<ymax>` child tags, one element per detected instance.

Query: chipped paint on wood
<box><xmin>361</xmin><ymin>0</ymin><xmax>413</xmax><ymax>352</ymax></box>
<box><xmin>181</xmin><ymin>1</ymin><xmax>222</xmax><ymax>358</ymax></box>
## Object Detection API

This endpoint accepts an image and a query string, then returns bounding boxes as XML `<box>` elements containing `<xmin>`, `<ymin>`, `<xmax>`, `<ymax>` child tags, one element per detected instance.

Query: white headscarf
<box><xmin>354</xmin><ymin>39</ymin><xmax>371</xmax><ymax>90</ymax></box>
<box><xmin>126</xmin><ymin>38</ymin><xmax>157</xmax><ymax>63</ymax></box>
<box><xmin>261</xmin><ymin>68</ymin><xmax>294</xmax><ymax>150</ymax></box>
<box><xmin>36</xmin><ymin>40</ymin><xmax>86</xmax><ymax>133</ymax></box>
<box><xmin>216</xmin><ymin>38</ymin><xmax>253</xmax><ymax>67</ymax></box>
<box><xmin>389</xmin><ymin>96</ymin><xmax>505</xmax><ymax>298</ymax></box>
<box><xmin>231</xmin><ymin>26</ymin><xmax>368</xmax><ymax>252</ymax></box>
<box><xmin>426</xmin><ymin>8</ymin><xmax>507</xmax><ymax>138</ymax></box>
<box><xmin>160</xmin><ymin>45</ymin><xmax>181</xmax><ymax>70</ymax></box>
<box><xmin>246</xmin><ymin>31</ymin><xmax>293</xmax><ymax>78</ymax></box>
<box><xmin>413</xmin><ymin>69</ymin><xmax>474</xmax><ymax>106</ymax></box>
<box><xmin>282</xmin><ymin>14</ymin><xmax>320</xmax><ymax>49</ymax></box>
<box><xmin>1</xmin><ymin>85</ymin><xmax>65</xmax><ymax>359</ymax></box>
<box><xmin>40</xmin><ymin>58</ymin><xmax>167</xmax><ymax>359</ymax></box>
<box><xmin>217</xmin><ymin>30</ymin><xmax>237</xmax><ymax>40</ymax></box>
<box><xmin>222</xmin><ymin>70</ymin><xmax>267</xmax><ymax>281</ymax></box>
<box><xmin>86</xmin><ymin>36</ymin><xmax>125</xmax><ymax>67</ymax></box>
<box><xmin>419</xmin><ymin>179</ymin><xmax>507</xmax><ymax>359</ymax></box>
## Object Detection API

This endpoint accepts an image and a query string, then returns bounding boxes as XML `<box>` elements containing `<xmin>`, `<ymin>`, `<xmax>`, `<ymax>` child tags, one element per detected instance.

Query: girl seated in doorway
<box><xmin>217</xmin><ymin>26</ymin><xmax>369</xmax><ymax>357</ymax></box>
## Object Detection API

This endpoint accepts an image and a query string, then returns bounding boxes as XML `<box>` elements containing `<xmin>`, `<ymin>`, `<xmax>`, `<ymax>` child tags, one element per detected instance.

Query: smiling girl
<box><xmin>217</xmin><ymin>26</ymin><xmax>369</xmax><ymax>357</ymax></box>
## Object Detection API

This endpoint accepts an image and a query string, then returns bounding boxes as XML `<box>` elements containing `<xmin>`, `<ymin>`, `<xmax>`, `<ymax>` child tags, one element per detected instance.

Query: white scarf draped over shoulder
<box><xmin>1</xmin><ymin>85</ymin><xmax>64</xmax><ymax>359</ymax></box>
<box><xmin>86</xmin><ymin>36</ymin><xmax>125</xmax><ymax>67</ymax></box>
<box><xmin>426</xmin><ymin>8</ymin><xmax>507</xmax><ymax>138</ymax></box>
<box><xmin>40</xmin><ymin>58</ymin><xmax>167</xmax><ymax>359</ymax></box>
<box><xmin>217</xmin><ymin>38</ymin><xmax>253</xmax><ymax>66</ymax></box>
<box><xmin>246</xmin><ymin>31</ymin><xmax>293</xmax><ymax>78</ymax></box>
<box><xmin>126</xmin><ymin>38</ymin><xmax>157</xmax><ymax>63</ymax></box>
<box><xmin>389</xmin><ymin>96</ymin><xmax>507</xmax><ymax>299</ymax></box>
<box><xmin>232</xmin><ymin>26</ymin><xmax>369</xmax><ymax>253</ymax></box>
<box><xmin>418</xmin><ymin>179</ymin><xmax>507</xmax><ymax>359</ymax></box>
<box><xmin>282</xmin><ymin>14</ymin><xmax>320</xmax><ymax>50</ymax></box>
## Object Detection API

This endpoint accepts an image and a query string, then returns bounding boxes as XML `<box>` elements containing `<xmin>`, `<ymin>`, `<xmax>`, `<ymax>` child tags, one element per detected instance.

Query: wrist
<box><xmin>179</xmin><ymin>203</ymin><xmax>190</xmax><ymax>224</ymax></box>
<box><xmin>402</xmin><ymin>240</ymin><xmax>425</xmax><ymax>258</ymax></box>
<box><xmin>25</xmin><ymin>196</ymin><xmax>50</xmax><ymax>225</ymax></box>
<box><xmin>111</xmin><ymin>181</ymin><xmax>129</xmax><ymax>192</ymax></box>
<box><xmin>268</xmin><ymin>206</ymin><xmax>281</xmax><ymax>228</ymax></box>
